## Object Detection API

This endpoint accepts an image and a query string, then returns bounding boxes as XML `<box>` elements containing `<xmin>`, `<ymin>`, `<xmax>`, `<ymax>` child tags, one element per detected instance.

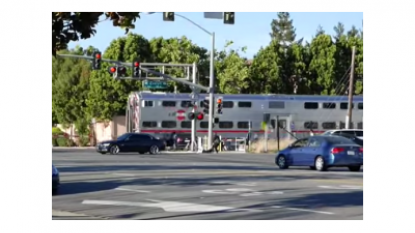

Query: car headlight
<box><xmin>102</xmin><ymin>143</ymin><xmax>110</xmax><ymax>147</ymax></box>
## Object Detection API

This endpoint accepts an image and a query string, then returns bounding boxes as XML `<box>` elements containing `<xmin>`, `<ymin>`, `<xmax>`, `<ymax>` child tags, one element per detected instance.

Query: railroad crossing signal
<box><xmin>108</xmin><ymin>66</ymin><xmax>117</xmax><ymax>78</ymax></box>
<box><xmin>117</xmin><ymin>66</ymin><xmax>127</xmax><ymax>77</ymax></box>
<box><xmin>188</xmin><ymin>112</ymin><xmax>204</xmax><ymax>120</ymax></box>
<box><xmin>92</xmin><ymin>51</ymin><xmax>102</xmax><ymax>70</ymax></box>
<box><xmin>163</xmin><ymin>12</ymin><xmax>175</xmax><ymax>21</ymax></box>
<box><xmin>216</xmin><ymin>96</ymin><xmax>223</xmax><ymax>114</ymax></box>
<box><xmin>132</xmin><ymin>61</ymin><xmax>141</xmax><ymax>78</ymax></box>
<box><xmin>223</xmin><ymin>12</ymin><xmax>235</xmax><ymax>25</ymax></box>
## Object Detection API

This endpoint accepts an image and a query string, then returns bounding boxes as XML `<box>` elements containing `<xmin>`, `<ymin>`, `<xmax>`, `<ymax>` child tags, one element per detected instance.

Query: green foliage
<box><xmin>52</xmin><ymin>12</ymin><xmax>140</xmax><ymax>56</ymax></box>
<box><xmin>52</xmin><ymin>127</ymin><xmax>62</xmax><ymax>134</ymax></box>
<box><xmin>52</xmin><ymin>14</ymin><xmax>363</xmax><ymax>129</ymax></box>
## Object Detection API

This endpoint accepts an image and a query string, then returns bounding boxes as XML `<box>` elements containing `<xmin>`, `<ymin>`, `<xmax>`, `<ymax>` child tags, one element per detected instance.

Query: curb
<box><xmin>52</xmin><ymin>209</ymin><xmax>107</xmax><ymax>220</ymax></box>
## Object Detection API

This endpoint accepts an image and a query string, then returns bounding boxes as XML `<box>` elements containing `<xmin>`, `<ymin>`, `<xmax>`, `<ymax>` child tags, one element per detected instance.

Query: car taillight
<box><xmin>332</xmin><ymin>147</ymin><xmax>345</xmax><ymax>154</ymax></box>
<box><xmin>359</xmin><ymin>148</ymin><xmax>363</xmax><ymax>153</ymax></box>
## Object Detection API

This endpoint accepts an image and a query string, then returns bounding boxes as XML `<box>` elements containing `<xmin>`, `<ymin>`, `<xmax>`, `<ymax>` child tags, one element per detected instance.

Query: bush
<box><xmin>52</xmin><ymin>127</ymin><xmax>62</xmax><ymax>134</ymax></box>
<box><xmin>78</xmin><ymin>136</ymin><xmax>90</xmax><ymax>147</ymax></box>
<box><xmin>56</xmin><ymin>137</ymin><xmax>75</xmax><ymax>147</ymax></box>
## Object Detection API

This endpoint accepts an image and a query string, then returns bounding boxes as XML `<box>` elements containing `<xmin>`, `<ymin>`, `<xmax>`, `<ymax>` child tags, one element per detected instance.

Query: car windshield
<box><xmin>117</xmin><ymin>134</ymin><xmax>130</xmax><ymax>141</ymax></box>
<box><xmin>325</xmin><ymin>136</ymin><xmax>355</xmax><ymax>145</ymax></box>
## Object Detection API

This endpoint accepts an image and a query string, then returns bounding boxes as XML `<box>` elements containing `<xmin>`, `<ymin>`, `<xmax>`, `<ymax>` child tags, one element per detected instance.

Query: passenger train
<box><xmin>126</xmin><ymin>91</ymin><xmax>363</xmax><ymax>139</ymax></box>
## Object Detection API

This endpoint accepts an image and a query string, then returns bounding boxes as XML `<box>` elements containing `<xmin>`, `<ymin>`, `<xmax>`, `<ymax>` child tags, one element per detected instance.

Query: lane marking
<box><xmin>82</xmin><ymin>199</ymin><xmax>262</xmax><ymax>213</ymax></box>
<box><xmin>114</xmin><ymin>188</ymin><xmax>151</xmax><ymax>193</ymax></box>
<box><xmin>312</xmin><ymin>179</ymin><xmax>363</xmax><ymax>185</ymax></box>
<box><xmin>271</xmin><ymin>206</ymin><xmax>334</xmax><ymax>215</ymax></box>
<box><xmin>202</xmin><ymin>188</ymin><xmax>284</xmax><ymax>197</ymax></box>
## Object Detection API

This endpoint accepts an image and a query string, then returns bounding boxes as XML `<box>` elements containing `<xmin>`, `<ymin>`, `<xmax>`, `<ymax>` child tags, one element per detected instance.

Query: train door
<box><xmin>270</xmin><ymin>115</ymin><xmax>291</xmax><ymax>140</ymax></box>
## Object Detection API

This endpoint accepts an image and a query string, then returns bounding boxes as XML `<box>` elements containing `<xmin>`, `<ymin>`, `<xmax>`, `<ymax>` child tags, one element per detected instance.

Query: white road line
<box><xmin>271</xmin><ymin>206</ymin><xmax>334</xmax><ymax>215</ymax></box>
<box><xmin>114</xmin><ymin>188</ymin><xmax>151</xmax><ymax>193</ymax></box>
<box><xmin>82</xmin><ymin>199</ymin><xmax>262</xmax><ymax>213</ymax></box>
<box><xmin>318</xmin><ymin>185</ymin><xmax>363</xmax><ymax>190</ymax></box>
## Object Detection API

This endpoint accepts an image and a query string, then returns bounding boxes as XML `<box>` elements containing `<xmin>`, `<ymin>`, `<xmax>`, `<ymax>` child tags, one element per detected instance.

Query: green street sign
<box><xmin>143</xmin><ymin>80</ymin><xmax>168</xmax><ymax>89</ymax></box>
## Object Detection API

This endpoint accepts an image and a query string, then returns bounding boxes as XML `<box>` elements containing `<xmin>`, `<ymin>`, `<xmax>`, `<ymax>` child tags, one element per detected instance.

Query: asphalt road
<box><xmin>52</xmin><ymin>149</ymin><xmax>363</xmax><ymax>220</ymax></box>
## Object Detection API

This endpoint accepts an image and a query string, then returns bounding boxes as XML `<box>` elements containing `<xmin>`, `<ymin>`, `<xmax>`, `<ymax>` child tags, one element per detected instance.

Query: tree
<box><xmin>270</xmin><ymin>12</ymin><xmax>297</xmax><ymax>45</ymax></box>
<box><xmin>215</xmin><ymin>41</ymin><xmax>250</xmax><ymax>94</ymax></box>
<box><xmin>86</xmin><ymin>33</ymin><xmax>151</xmax><ymax>121</ymax></box>
<box><xmin>52</xmin><ymin>46</ymin><xmax>92</xmax><ymax>132</ymax></box>
<box><xmin>308</xmin><ymin>34</ymin><xmax>337</xmax><ymax>95</ymax></box>
<box><xmin>248</xmin><ymin>40</ymin><xmax>281</xmax><ymax>94</ymax></box>
<box><xmin>52</xmin><ymin>12</ymin><xmax>140</xmax><ymax>56</ymax></box>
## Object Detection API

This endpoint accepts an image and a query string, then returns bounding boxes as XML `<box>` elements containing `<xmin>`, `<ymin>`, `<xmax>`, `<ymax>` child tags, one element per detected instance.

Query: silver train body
<box><xmin>126</xmin><ymin>91</ymin><xmax>363</xmax><ymax>139</ymax></box>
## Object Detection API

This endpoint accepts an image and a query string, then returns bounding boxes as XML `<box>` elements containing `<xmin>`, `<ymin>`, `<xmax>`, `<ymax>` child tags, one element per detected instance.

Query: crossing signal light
<box><xmin>216</xmin><ymin>97</ymin><xmax>223</xmax><ymax>114</ymax></box>
<box><xmin>92</xmin><ymin>51</ymin><xmax>102</xmax><ymax>70</ymax></box>
<box><xmin>196</xmin><ymin>113</ymin><xmax>204</xmax><ymax>121</ymax></box>
<box><xmin>163</xmin><ymin>12</ymin><xmax>175</xmax><ymax>21</ymax></box>
<box><xmin>223</xmin><ymin>12</ymin><xmax>235</xmax><ymax>25</ymax></box>
<box><xmin>132</xmin><ymin>61</ymin><xmax>141</xmax><ymax>78</ymax></box>
<box><xmin>202</xmin><ymin>99</ymin><xmax>209</xmax><ymax>114</ymax></box>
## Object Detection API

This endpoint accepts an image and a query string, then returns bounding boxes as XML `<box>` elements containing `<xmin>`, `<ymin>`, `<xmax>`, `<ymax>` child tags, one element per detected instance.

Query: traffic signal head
<box><xmin>223</xmin><ymin>12</ymin><xmax>235</xmax><ymax>25</ymax></box>
<box><xmin>202</xmin><ymin>99</ymin><xmax>209</xmax><ymax>114</ymax></box>
<box><xmin>92</xmin><ymin>51</ymin><xmax>102</xmax><ymax>70</ymax></box>
<box><xmin>163</xmin><ymin>12</ymin><xmax>175</xmax><ymax>21</ymax></box>
<box><xmin>216</xmin><ymin>97</ymin><xmax>223</xmax><ymax>114</ymax></box>
<box><xmin>196</xmin><ymin>113</ymin><xmax>204</xmax><ymax>121</ymax></box>
<box><xmin>132</xmin><ymin>61</ymin><xmax>141</xmax><ymax>78</ymax></box>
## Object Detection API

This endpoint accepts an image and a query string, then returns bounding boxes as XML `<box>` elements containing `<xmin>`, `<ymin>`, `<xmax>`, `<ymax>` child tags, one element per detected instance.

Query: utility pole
<box><xmin>346</xmin><ymin>46</ymin><xmax>356</xmax><ymax>129</ymax></box>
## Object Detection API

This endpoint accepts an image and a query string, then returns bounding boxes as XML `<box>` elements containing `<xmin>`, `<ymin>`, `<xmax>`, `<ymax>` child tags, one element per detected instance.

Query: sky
<box><xmin>68</xmin><ymin>12</ymin><xmax>363</xmax><ymax>59</ymax></box>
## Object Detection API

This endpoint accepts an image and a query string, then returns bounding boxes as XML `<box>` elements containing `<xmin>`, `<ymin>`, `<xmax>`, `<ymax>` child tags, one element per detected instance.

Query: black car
<box><xmin>52</xmin><ymin>164</ymin><xmax>60</xmax><ymax>195</ymax></box>
<box><xmin>96</xmin><ymin>133</ymin><xmax>166</xmax><ymax>155</ymax></box>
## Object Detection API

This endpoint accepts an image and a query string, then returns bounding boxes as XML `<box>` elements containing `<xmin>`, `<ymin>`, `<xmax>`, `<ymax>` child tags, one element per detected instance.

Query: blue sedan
<box><xmin>275</xmin><ymin>135</ymin><xmax>363</xmax><ymax>171</ymax></box>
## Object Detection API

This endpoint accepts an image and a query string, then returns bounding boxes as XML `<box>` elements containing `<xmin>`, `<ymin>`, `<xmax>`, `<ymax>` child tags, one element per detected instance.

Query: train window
<box><xmin>322</xmin><ymin>122</ymin><xmax>336</xmax><ymax>129</ymax></box>
<box><xmin>142</xmin><ymin>121</ymin><xmax>157</xmax><ymax>128</ymax></box>
<box><xmin>357</xmin><ymin>122</ymin><xmax>363</xmax><ymax>129</ymax></box>
<box><xmin>304</xmin><ymin>121</ymin><xmax>318</xmax><ymax>129</ymax></box>
<box><xmin>339</xmin><ymin>122</ymin><xmax>354</xmax><ymax>129</ymax></box>
<box><xmin>161</xmin><ymin>121</ymin><xmax>177</xmax><ymax>128</ymax></box>
<box><xmin>162</xmin><ymin>101</ymin><xmax>176</xmax><ymax>107</ymax></box>
<box><xmin>144</xmin><ymin>101</ymin><xmax>153</xmax><ymax>107</ymax></box>
<box><xmin>181</xmin><ymin>101</ymin><xmax>192</xmax><ymax>108</ymax></box>
<box><xmin>238</xmin><ymin>101</ymin><xmax>252</xmax><ymax>108</ymax></box>
<box><xmin>200</xmin><ymin>122</ymin><xmax>209</xmax><ymax>128</ymax></box>
<box><xmin>323</xmin><ymin>102</ymin><xmax>336</xmax><ymax>109</ymax></box>
<box><xmin>219</xmin><ymin>121</ymin><xmax>233</xmax><ymax>129</ymax></box>
<box><xmin>223</xmin><ymin>101</ymin><xmax>234</xmax><ymax>108</ymax></box>
<box><xmin>237</xmin><ymin>121</ymin><xmax>250</xmax><ymax>129</ymax></box>
<box><xmin>304</xmin><ymin>102</ymin><xmax>319</xmax><ymax>109</ymax></box>
<box><xmin>340</xmin><ymin>102</ymin><xmax>354</xmax><ymax>110</ymax></box>
<box><xmin>269</xmin><ymin>101</ymin><xmax>285</xmax><ymax>109</ymax></box>
<box><xmin>358</xmin><ymin>103</ymin><xmax>363</xmax><ymax>110</ymax></box>
<box><xmin>181</xmin><ymin>121</ymin><xmax>191</xmax><ymax>128</ymax></box>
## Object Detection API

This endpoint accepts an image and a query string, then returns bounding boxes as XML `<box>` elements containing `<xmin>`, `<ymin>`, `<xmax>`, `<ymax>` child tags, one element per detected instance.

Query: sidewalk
<box><xmin>52</xmin><ymin>209</ymin><xmax>105</xmax><ymax>220</ymax></box>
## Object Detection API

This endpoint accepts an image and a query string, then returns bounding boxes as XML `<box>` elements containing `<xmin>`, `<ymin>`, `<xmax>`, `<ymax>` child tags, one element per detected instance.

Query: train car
<box><xmin>125</xmin><ymin>91</ymin><xmax>363</xmax><ymax>139</ymax></box>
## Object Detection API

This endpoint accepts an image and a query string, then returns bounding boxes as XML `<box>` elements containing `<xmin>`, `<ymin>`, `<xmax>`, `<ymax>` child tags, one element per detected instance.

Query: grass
<box><xmin>248</xmin><ymin>138</ymin><xmax>295</xmax><ymax>153</ymax></box>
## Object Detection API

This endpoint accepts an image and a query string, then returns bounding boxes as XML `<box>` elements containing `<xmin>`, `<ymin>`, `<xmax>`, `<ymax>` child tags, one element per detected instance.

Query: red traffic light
<box><xmin>197</xmin><ymin>113</ymin><xmax>204</xmax><ymax>120</ymax></box>
<box><xmin>95</xmin><ymin>53</ymin><xmax>101</xmax><ymax>59</ymax></box>
<box><xmin>134</xmin><ymin>61</ymin><xmax>140</xmax><ymax>67</ymax></box>
<box><xmin>108</xmin><ymin>67</ymin><xmax>116</xmax><ymax>73</ymax></box>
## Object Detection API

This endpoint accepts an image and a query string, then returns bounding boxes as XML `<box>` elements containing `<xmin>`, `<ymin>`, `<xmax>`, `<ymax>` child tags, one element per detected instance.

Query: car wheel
<box><xmin>315</xmin><ymin>156</ymin><xmax>327</xmax><ymax>171</ymax></box>
<box><xmin>348</xmin><ymin>165</ymin><xmax>361</xmax><ymax>172</ymax></box>
<box><xmin>276</xmin><ymin>155</ymin><xmax>289</xmax><ymax>169</ymax></box>
<box><xmin>109</xmin><ymin>145</ymin><xmax>120</xmax><ymax>155</ymax></box>
<box><xmin>150</xmin><ymin>145</ymin><xmax>160</xmax><ymax>154</ymax></box>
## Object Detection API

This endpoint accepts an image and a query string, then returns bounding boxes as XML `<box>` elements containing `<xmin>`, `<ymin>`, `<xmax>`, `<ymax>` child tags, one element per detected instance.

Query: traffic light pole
<box><xmin>207</xmin><ymin>32</ymin><xmax>215</xmax><ymax>149</ymax></box>
<box><xmin>191</xmin><ymin>62</ymin><xmax>197</xmax><ymax>152</ymax></box>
